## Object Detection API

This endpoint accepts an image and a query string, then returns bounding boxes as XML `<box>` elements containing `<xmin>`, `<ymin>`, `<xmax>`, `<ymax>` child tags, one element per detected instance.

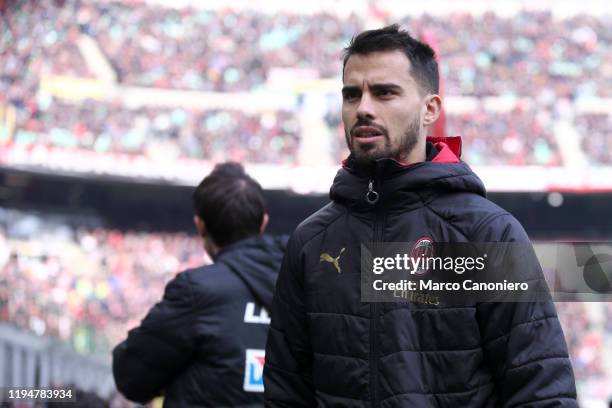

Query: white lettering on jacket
<box><xmin>243</xmin><ymin>302</ymin><xmax>271</xmax><ymax>324</ymax></box>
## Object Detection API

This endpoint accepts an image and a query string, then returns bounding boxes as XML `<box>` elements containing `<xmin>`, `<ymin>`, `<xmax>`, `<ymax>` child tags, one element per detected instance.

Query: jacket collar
<box><xmin>330</xmin><ymin>137</ymin><xmax>485</xmax><ymax>212</ymax></box>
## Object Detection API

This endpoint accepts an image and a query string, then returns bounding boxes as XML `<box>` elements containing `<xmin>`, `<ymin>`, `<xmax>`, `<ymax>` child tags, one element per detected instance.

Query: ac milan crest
<box><xmin>411</xmin><ymin>237</ymin><xmax>434</xmax><ymax>275</ymax></box>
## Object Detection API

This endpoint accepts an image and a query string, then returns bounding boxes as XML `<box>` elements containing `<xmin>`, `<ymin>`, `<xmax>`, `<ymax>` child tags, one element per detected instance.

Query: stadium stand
<box><xmin>400</xmin><ymin>12</ymin><xmax>610</xmax><ymax>98</ymax></box>
<box><xmin>0</xmin><ymin>207</ymin><xmax>207</xmax><ymax>355</ymax></box>
<box><xmin>8</xmin><ymin>99</ymin><xmax>300</xmax><ymax>163</ymax></box>
<box><xmin>86</xmin><ymin>4</ymin><xmax>362</xmax><ymax>91</ymax></box>
<box><xmin>59</xmin><ymin>3</ymin><xmax>612</xmax><ymax>98</ymax></box>
<box><xmin>1</xmin><ymin>0</ymin><xmax>610</xmax><ymax>176</ymax></box>
<box><xmin>576</xmin><ymin>113</ymin><xmax>612</xmax><ymax>165</ymax></box>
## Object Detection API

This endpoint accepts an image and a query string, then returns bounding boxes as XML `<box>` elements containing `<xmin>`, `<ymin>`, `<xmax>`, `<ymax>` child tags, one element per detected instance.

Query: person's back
<box><xmin>113</xmin><ymin>163</ymin><xmax>283</xmax><ymax>407</ymax></box>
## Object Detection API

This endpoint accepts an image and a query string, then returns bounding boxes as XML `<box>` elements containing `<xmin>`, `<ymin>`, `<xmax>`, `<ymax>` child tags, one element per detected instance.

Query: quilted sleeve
<box><xmin>264</xmin><ymin>233</ymin><xmax>316</xmax><ymax>407</ymax></box>
<box><xmin>112</xmin><ymin>271</ymin><xmax>199</xmax><ymax>403</ymax></box>
<box><xmin>474</xmin><ymin>213</ymin><xmax>578</xmax><ymax>407</ymax></box>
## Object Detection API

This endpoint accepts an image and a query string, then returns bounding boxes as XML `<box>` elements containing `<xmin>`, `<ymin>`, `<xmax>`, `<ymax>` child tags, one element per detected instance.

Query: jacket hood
<box><xmin>330</xmin><ymin>136</ymin><xmax>486</xmax><ymax>211</ymax></box>
<box><xmin>216</xmin><ymin>234</ymin><xmax>287</xmax><ymax>311</ymax></box>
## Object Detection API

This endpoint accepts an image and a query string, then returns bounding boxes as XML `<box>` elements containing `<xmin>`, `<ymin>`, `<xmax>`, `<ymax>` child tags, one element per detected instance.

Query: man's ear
<box><xmin>423</xmin><ymin>94</ymin><xmax>442</xmax><ymax>127</ymax></box>
<box><xmin>194</xmin><ymin>215</ymin><xmax>206</xmax><ymax>238</ymax></box>
<box><xmin>260</xmin><ymin>213</ymin><xmax>269</xmax><ymax>233</ymax></box>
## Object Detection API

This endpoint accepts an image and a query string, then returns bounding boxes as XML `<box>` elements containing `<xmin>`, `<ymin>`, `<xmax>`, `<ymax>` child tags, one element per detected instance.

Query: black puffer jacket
<box><xmin>113</xmin><ymin>235</ymin><xmax>286</xmax><ymax>408</ymax></box>
<box><xmin>264</xmin><ymin>139</ymin><xmax>577</xmax><ymax>407</ymax></box>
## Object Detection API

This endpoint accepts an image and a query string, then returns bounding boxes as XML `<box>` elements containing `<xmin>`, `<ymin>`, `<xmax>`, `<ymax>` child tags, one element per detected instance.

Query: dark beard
<box><xmin>345</xmin><ymin>116</ymin><xmax>420</xmax><ymax>169</ymax></box>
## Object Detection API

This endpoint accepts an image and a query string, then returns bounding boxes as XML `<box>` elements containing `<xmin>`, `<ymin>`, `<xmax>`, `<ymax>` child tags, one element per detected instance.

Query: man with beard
<box><xmin>264</xmin><ymin>25</ymin><xmax>577</xmax><ymax>407</ymax></box>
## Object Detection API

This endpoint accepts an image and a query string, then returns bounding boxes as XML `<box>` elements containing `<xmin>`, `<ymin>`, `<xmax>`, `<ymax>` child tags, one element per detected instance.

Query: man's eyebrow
<box><xmin>369</xmin><ymin>83</ymin><xmax>403</xmax><ymax>92</ymax></box>
<box><xmin>341</xmin><ymin>86</ymin><xmax>360</xmax><ymax>94</ymax></box>
<box><xmin>341</xmin><ymin>83</ymin><xmax>403</xmax><ymax>94</ymax></box>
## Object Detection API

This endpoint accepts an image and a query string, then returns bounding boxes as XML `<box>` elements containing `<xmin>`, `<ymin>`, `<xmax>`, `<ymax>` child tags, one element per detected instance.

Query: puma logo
<box><xmin>320</xmin><ymin>248</ymin><xmax>346</xmax><ymax>273</ymax></box>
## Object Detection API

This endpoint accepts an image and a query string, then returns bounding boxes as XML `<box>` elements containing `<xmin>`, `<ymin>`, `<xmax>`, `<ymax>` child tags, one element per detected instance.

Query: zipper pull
<box><xmin>366</xmin><ymin>180</ymin><xmax>379</xmax><ymax>205</ymax></box>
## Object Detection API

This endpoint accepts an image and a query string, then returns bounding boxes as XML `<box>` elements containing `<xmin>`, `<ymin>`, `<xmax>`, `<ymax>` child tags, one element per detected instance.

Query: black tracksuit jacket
<box><xmin>113</xmin><ymin>235</ymin><xmax>285</xmax><ymax>408</ymax></box>
<box><xmin>264</xmin><ymin>138</ymin><xmax>577</xmax><ymax>407</ymax></box>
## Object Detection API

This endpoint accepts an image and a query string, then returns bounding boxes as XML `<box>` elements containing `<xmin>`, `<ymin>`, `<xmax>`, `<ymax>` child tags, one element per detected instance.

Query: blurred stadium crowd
<box><xmin>12</xmin><ymin>100</ymin><xmax>300</xmax><ymax>164</ymax></box>
<box><xmin>6</xmin><ymin>1</ymin><xmax>606</xmax><ymax>96</ymax></box>
<box><xmin>1</xmin><ymin>0</ymin><xmax>610</xmax><ymax>167</ymax></box>
<box><xmin>0</xmin><ymin>207</ymin><xmax>207</xmax><ymax>355</ymax></box>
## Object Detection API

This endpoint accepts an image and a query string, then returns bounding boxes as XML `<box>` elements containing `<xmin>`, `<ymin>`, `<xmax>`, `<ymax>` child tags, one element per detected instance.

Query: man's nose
<box><xmin>356</xmin><ymin>93</ymin><xmax>376</xmax><ymax>120</ymax></box>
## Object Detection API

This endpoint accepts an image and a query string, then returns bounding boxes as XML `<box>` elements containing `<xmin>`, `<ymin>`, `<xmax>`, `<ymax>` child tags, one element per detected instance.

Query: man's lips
<box><xmin>352</xmin><ymin>126</ymin><xmax>385</xmax><ymax>144</ymax></box>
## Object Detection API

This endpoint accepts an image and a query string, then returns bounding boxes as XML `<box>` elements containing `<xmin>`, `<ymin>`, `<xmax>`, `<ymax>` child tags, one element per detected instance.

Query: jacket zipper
<box><xmin>368</xmin><ymin>177</ymin><xmax>383</xmax><ymax>408</ymax></box>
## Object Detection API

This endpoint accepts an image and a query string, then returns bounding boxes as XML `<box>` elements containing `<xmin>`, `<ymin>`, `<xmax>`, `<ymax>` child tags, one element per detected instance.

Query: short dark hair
<box><xmin>193</xmin><ymin>162</ymin><xmax>265</xmax><ymax>247</ymax></box>
<box><xmin>343</xmin><ymin>24</ymin><xmax>439</xmax><ymax>95</ymax></box>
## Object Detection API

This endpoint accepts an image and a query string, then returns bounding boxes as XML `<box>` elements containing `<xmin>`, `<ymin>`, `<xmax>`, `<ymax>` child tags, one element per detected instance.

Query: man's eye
<box><xmin>377</xmin><ymin>90</ymin><xmax>394</xmax><ymax>97</ymax></box>
<box><xmin>343</xmin><ymin>93</ymin><xmax>360</xmax><ymax>101</ymax></box>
